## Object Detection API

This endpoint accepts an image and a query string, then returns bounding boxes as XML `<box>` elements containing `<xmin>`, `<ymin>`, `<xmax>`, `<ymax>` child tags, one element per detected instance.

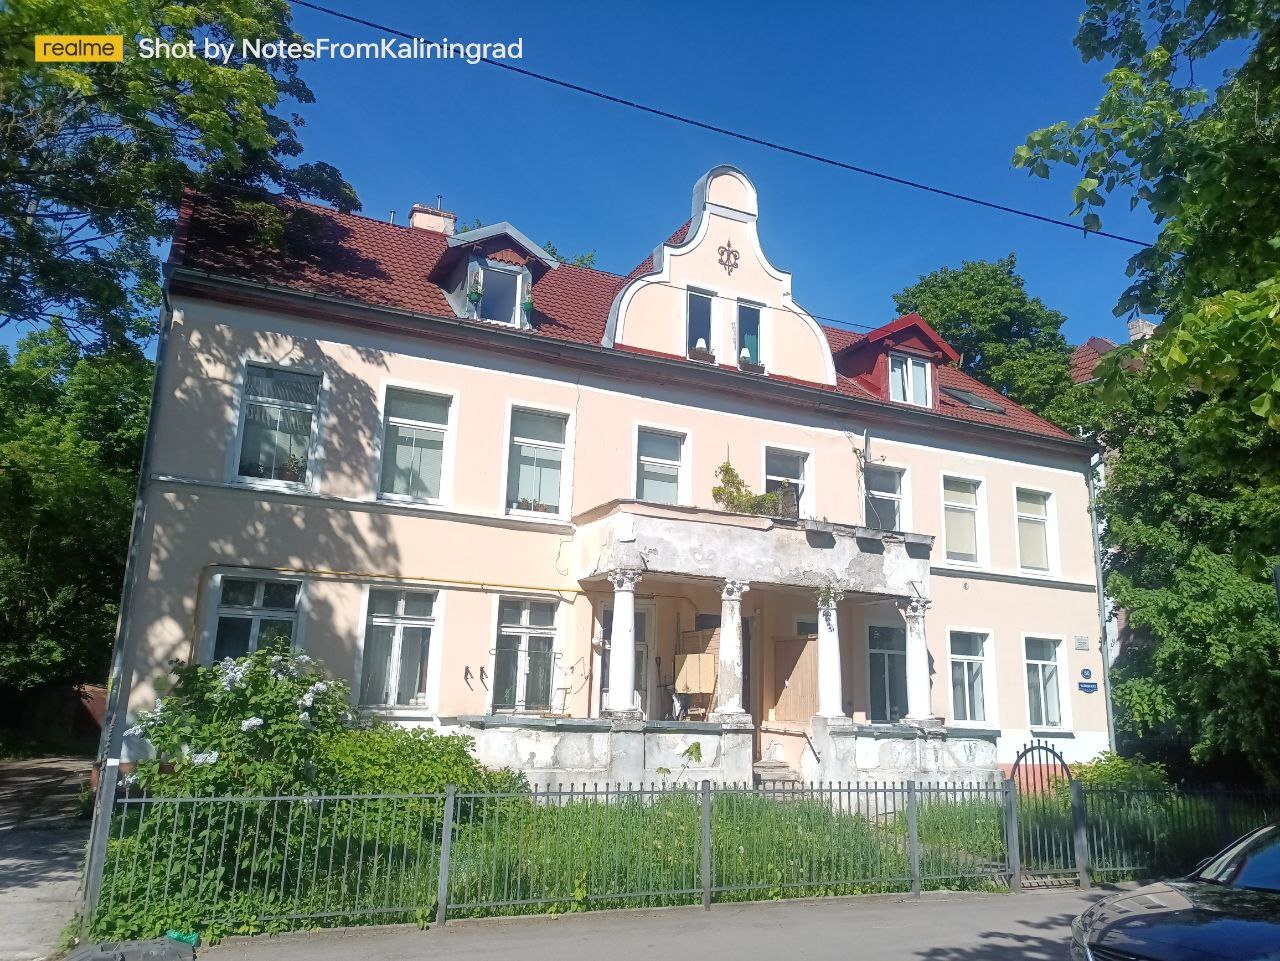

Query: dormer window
<box><xmin>889</xmin><ymin>353</ymin><xmax>931</xmax><ymax>407</ymax></box>
<box><xmin>737</xmin><ymin>302</ymin><xmax>763</xmax><ymax>371</ymax></box>
<box><xmin>472</xmin><ymin>263</ymin><xmax>522</xmax><ymax>326</ymax></box>
<box><xmin>687</xmin><ymin>290</ymin><xmax>714</xmax><ymax>361</ymax></box>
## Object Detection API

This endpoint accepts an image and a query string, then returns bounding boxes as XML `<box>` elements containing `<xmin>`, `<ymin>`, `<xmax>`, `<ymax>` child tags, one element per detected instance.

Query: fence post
<box><xmin>1003</xmin><ymin>777</ymin><xmax>1023</xmax><ymax>892</ymax></box>
<box><xmin>435</xmin><ymin>784</ymin><xmax>456</xmax><ymax>926</ymax></box>
<box><xmin>700</xmin><ymin>780</ymin><xmax>712</xmax><ymax>910</ymax></box>
<box><xmin>81</xmin><ymin>758</ymin><xmax>120</xmax><ymax>924</ymax></box>
<box><xmin>1214</xmin><ymin>783</ymin><xmax>1232</xmax><ymax>850</ymax></box>
<box><xmin>1070</xmin><ymin>780</ymin><xmax>1091</xmax><ymax>890</ymax></box>
<box><xmin>907</xmin><ymin>780</ymin><xmax>921</xmax><ymax>898</ymax></box>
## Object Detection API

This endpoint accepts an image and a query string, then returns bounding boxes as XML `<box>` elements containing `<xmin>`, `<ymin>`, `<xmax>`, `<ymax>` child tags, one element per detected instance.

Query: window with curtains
<box><xmin>943</xmin><ymin>476</ymin><xmax>982</xmax><ymax>563</ymax></box>
<box><xmin>949</xmin><ymin>631</ymin><xmax>987</xmax><ymax>723</ymax></box>
<box><xmin>359</xmin><ymin>588</ymin><xmax>435</xmax><ymax>708</ymax></box>
<box><xmin>868</xmin><ymin>625</ymin><xmax>908</xmax><ymax>723</ymax></box>
<box><xmin>492</xmin><ymin>598</ymin><xmax>557</xmax><ymax>712</ymax></box>
<box><xmin>864</xmin><ymin>465</ymin><xmax>904</xmax><ymax>531</ymax></box>
<box><xmin>379</xmin><ymin>388</ymin><xmax>450</xmax><ymax>502</ymax></box>
<box><xmin>1016</xmin><ymin>488</ymin><xmax>1052</xmax><ymax>572</ymax></box>
<box><xmin>635</xmin><ymin>428</ymin><xmax>683</xmax><ymax>504</ymax></box>
<box><xmin>1025</xmin><ymin>636</ymin><xmax>1063</xmax><ymax>727</ymax></box>
<box><xmin>889</xmin><ymin>354</ymin><xmax>931</xmax><ymax>407</ymax></box>
<box><xmin>505</xmin><ymin>409</ymin><xmax>568</xmax><ymax>515</ymax></box>
<box><xmin>213</xmin><ymin>577</ymin><xmax>299</xmax><ymax>661</ymax></box>
<box><xmin>599</xmin><ymin>607</ymin><xmax>650</xmax><ymax>715</ymax></box>
<box><xmin>687</xmin><ymin>290</ymin><xmax>713</xmax><ymax>356</ymax></box>
<box><xmin>237</xmin><ymin>365</ymin><xmax>321</xmax><ymax>485</ymax></box>
<box><xmin>737</xmin><ymin>302</ymin><xmax>761</xmax><ymax>367</ymax></box>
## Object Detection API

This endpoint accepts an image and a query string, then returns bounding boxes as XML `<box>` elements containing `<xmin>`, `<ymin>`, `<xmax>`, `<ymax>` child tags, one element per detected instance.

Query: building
<box><xmin>110</xmin><ymin>165</ymin><xmax>1111</xmax><ymax>786</ymax></box>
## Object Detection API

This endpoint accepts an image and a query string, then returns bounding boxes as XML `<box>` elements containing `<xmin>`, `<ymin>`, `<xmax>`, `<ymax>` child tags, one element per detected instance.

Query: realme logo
<box><xmin>34</xmin><ymin>35</ymin><xmax>124</xmax><ymax>62</ymax></box>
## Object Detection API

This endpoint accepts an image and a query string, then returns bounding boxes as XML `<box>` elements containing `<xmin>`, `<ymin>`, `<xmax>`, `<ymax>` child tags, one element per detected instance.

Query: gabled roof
<box><xmin>845</xmin><ymin>312</ymin><xmax>961</xmax><ymax>364</ymax></box>
<box><xmin>1070</xmin><ymin>336</ymin><xmax>1118</xmax><ymax>383</ymax></box>
<box><xmin>448</xmin><ymin>222</ymin><xmax>560</xmax><ymax>269</ymax></box>
<box><xmin>168</xmin><ymin>189</ymin><xmax>1075</xmax><ymax>444</ymax></box>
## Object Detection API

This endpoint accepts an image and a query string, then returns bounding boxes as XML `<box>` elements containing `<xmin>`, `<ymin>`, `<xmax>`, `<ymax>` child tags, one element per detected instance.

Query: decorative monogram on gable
<box><xmin>717</xmin><ymin>239</ymin><xmax>740</xmax><ymax>275</ymax></box>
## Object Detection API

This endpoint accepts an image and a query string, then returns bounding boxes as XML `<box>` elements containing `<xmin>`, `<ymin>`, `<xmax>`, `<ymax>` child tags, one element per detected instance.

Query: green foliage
<box><xmin>1014</xmin><ymin>1</ymin><xmax>1280</xmax><ymax>428</ymax></box>
<box><xmin>0</xmin><ymin>0</ymin><xmax>357</xmax><ymax>347</ymax></box>
<box><xmin>892</xmin><ymin>254</ymin><xmax>1073</xmax><ymax>416</ymax></box>
<box><xmin>319</xmin><ymin>726</ymin><xmax>526</xmax><ymax>795</ymax></box>
<box><xmin>1071</xmin><ymin>751</ymin><xmax>1169</xmax><ymax>788</ymax></box>
<box><xmin>0</xmin><ymin>328</ymin><xmax>152</xmax><ymax>692</ymax></box>
<box><xmin>711</xmin><ymin>461</ymin><xmax>787</xmax><ymax>516</ymax></box>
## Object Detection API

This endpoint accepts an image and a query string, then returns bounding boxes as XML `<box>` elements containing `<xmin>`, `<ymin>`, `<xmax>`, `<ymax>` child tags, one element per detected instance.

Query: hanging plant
<box><xmin>521</xmin><ymin>294</ymin><xmax>535</xmax><ymax>314</ymax></box>
<box><xmin>467</xmin><ymin>278</ymin><xmax>484</xmax><ymax>304</ymax></box>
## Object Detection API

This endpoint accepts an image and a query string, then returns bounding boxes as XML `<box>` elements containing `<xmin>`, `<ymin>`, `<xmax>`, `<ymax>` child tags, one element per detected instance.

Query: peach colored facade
<box><xmin>111</xmin><ymin>167</ymin><xmax>1111</xmax><ymax>781</ymax></box>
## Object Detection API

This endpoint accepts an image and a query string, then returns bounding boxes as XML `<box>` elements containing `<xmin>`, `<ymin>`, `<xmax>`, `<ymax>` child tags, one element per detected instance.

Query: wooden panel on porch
<box><xmin>674</xmin><ymin>628</ymin><xmax>720</xmax><ymax>719</ymax></box>
<box><xmin>772</xmin><ymin>634</ymin><xmax>818</xmax><ymax>723</ymax></box>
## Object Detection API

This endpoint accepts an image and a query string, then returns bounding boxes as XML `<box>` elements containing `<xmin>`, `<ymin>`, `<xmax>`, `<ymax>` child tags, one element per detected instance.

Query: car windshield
<box><xmin>1196</xmin><ymin>824</ymin><xmax>1280</xmax><ymax>893</ymax></box>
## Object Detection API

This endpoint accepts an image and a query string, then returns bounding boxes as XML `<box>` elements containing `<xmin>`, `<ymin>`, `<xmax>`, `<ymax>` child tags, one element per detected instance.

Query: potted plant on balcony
<box><xmin>467</xmin><ymin>278</ymin><xmax>483</xmax><ymax>305</ymax></box>
<box><xmin>521</xmin><ymin>293</ymin><xmax>535</xmax><ymax>315</ymax></box>
<box><xmin>687</xmin><ymin>337</ymin><xmax>716</xmax><ymax>364</ymax></box>
<box><xmin>738</xmin><ymin>346</ymin><xmax>765</xmax><ymax>374</ymax></box>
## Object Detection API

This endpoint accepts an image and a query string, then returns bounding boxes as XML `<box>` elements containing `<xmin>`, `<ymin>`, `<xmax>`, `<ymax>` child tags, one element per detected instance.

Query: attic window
<box><xmin>473</xmin><ymin>263</ymin><xmax>521</xmax><ymax>326</ymax></box>
<box><xmin>889</xmin><ymin>354</ymin><xmax>931</xmax><ymax>407</ymax></box>
<box><xmin>940</xmin><ymin>386</ymin><xmax>1006</xmax><ymax>414</ymax></box>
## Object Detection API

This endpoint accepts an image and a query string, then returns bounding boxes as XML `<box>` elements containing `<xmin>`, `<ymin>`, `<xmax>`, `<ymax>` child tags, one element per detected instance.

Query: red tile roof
<box><xmin>170</xmin><ymin>190</ymin><xmax>1075</xmax><ymax>443</ymax></box>
<box><xmin>1070</xmin><ymin>336</ymin><xmax>1118</xmax><ymax>383</ymax></box>
<box><xmin>623</xmin><ymin>220</ymin><xmax>692</xmax><ymax>284</ymax></box>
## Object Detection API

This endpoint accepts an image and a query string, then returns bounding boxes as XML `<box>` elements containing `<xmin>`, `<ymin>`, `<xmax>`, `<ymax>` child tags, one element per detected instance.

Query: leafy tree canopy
<box><xmin>891</xmin><ymin>254</ymin><xmax>1073</xmax><ymax>416</ymax></box>
<box><xmin>0</xmin><ymin>328</ymin><xmax>153</xmax><ymax>691</ymax></box>
<box><xmin>1014</xmin><ymin>0</ymin><xmax>1280</xmax><ymax>427</ymax></box>
<box><xmin>1</xmin><ymin>0</ymin><xmax>358</xmax><ymax>349</ymax></box>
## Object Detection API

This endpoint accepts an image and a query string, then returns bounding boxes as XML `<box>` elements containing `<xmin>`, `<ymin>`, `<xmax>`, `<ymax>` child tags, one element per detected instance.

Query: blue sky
<box><xmin>284</xmin><ymin>1</ymin><xmax>1163</xmax><ymax>347</ymax></box>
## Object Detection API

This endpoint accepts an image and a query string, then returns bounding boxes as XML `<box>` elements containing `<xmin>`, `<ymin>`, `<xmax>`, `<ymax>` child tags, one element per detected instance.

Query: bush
<box><xmin>1071</xmin><ymin>751</ymin><xmax>1169</xmax><ymax>789</ymax></box>
<box><xmin>318</xmin><ymin>726</ymin><xmax>526</xmax><ymax>794</ymax></box>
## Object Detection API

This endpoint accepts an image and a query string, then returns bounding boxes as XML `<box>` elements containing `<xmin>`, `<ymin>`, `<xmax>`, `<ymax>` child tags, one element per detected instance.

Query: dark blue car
<box><xmin>1071</xmin><ymin>823</ymin><xmax>1280</xmax><ymax>961</ymax></box>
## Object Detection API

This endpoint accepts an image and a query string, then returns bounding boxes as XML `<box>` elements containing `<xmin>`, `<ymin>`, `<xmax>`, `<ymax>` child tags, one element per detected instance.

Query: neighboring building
<box><xmin>112</xmin><ymin>166</ymin><xmax>1112</xmax><ymax>786</ymax></box>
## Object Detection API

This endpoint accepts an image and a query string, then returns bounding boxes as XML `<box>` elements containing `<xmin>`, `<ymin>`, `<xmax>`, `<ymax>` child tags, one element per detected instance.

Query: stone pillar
<box><xmin>899</xmin><ymin>596</ymin><xmax>937</xmax><ymax>723</ymax></box>
<box><xmin>710</xmin><ymin>579</ymin><xmax>750</xmax><ymax>719</ymax></box>
<box><xmin>816</xmin><ymin>586</ymin><xmax>846</xmax><ymax>718</ymax></box>
<box><xmin>605</xmin><ymin>569</ymin><xmax>642</xmax><ymax>718</ymax></box>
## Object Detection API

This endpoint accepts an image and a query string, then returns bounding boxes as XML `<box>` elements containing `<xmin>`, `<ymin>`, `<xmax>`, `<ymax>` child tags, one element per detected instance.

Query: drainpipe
<box><xmin>1087</xmin><ymin>453</ymin><xmax>1117</xmax><ymax>751</ymax></box>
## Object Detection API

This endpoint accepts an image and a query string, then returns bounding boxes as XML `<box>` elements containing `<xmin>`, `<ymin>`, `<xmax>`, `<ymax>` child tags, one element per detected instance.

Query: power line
<box><xmin>287</xmin><ymin>0</ymin><xmax>1154</xmax><ymax>249</ymax></box>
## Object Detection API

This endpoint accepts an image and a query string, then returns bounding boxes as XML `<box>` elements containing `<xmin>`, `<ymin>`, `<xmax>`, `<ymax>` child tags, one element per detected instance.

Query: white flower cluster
<box><xmin>191</xmin><ymin>750</ymin><xmax>220</xmax><ymax>765</ymax></box>
<box><xmin>297</xmin><ymin>711</ymin><xmax>313</xmax><ymax>729</ymax></box>
<box><xmin>123</xmin><ymin>696</ymin><xmax>167</xmax><ymax>738</ymax></box>
<box><xmin>240</xmin><ymin>716</ymin><xmax>264</xmax><ymax>732</ymax></box>
<box><xmin>219</xmin><ymin>657</ymin><xmax>249</xmax><ymax>691</ymax></box>
<box><xmin>296</xmin><ymin>680</ymin><xmax>329</xmax><ymax>711</ymax></box>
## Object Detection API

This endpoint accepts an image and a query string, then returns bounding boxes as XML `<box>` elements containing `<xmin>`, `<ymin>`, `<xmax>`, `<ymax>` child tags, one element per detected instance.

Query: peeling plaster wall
<box><xmin>809</xmin><ymin>718</ymin><xmax>1000</xmax><ymax>785</ymax></box>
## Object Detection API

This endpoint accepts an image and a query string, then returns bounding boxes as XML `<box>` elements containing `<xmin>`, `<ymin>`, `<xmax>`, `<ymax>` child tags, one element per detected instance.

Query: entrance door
<box><xmin>600</xmin><ymin>607</ymin><xmax>652</xmax><ymax>717</ymax></box>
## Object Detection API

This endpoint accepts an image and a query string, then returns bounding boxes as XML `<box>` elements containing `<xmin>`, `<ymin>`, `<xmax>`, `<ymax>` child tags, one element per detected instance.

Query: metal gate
<box><xmin>1011</xmin><ymin>739</ymin><xmax>1080</xmax><ymax>886</ymax></box>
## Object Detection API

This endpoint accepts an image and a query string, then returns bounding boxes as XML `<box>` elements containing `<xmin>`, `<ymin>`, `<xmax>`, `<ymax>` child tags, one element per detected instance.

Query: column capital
<box><xmin>607</xmin><ymin>569</ymin><xmax>642</xmax><ymax>592</ymax></box>
<box><xmin>897</xmin><ymin>596</ymin><xmax>932</xmax><ymax>619</ymax></box>
<box><xmin>721</xmin><ymin>579</ymin><xmax>750</xmax><ymax>602</ymax></box>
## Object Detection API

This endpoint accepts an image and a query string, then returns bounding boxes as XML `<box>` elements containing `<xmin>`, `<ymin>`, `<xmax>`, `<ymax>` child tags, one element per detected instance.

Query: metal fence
<box><xmin>85</xmin><ymin>779</ymin><xmax>1277</xmax><ymax>940</ymax></box>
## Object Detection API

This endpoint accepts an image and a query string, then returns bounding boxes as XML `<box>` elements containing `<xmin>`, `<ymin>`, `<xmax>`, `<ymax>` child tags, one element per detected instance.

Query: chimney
<box><xmin>1127</xmin><ymin>318</ymin><xmax>1156</xmax><ymax>342</ymax></box>
<box><xmin>408</xmin><ymin>202</ymin><xmax>456</xmax><ymax>236</ymax></box>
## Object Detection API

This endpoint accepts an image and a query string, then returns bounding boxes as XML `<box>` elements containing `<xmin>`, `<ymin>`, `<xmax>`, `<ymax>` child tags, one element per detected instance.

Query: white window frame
<box><xmin>355</xmin><ymin>585</ymin><xmax>441</xmax><ymax>710</ymax></box>
<box><xmin>888</xmin><ymin>352</ymin><xmax>932</xmax><ymax>408</ymax></box>
<box><xmin>792</xmin><ymin>615</ymin><xmax>820</xmax><ymax>636</ymax></box>
<box><xmin>866</xmin><ymin>622</ymin><xmax>909</xmax><ymax>724</ymax></box>
<box><xmin>596</xmin><ymin>599</ymin><xmax>657</xmax><ymax>719</ymax></box>
<box><xmin>200</xmin><ymin>570</ymin><xmax>307</xmax><ymax>663</ymax></box>
<box><xmin>501</xmin><ymin>401</ymin><xmax>575</xmax><ymax>520</ymax></box>
<box><xmin>940</xmin><ymin>472</ymin><xmax>989</xmax><ymax>567</ymax></box>
<box><xmin>633</xmin><ymin>422</ymin><xmax>690</xmax><ymax>506</ymax></box>
<box><xmin>227</xmin><ymin>359</ymin><xmax>326</xmax><ymax>492</ymax></box>
<box><xmin>736</xmin><ymin>299</ymin><xmax>764</xmax><ymax>369</ymax></box>
<box><xmin>946</xmin><ymin>626</ymin><xmax>997</xmax><ymax>727</ymax></box>
<box><xmin>863</xmin><ymin>462</ymin><xmax>910</xmax><ymax>532</ymax></box>
<box><xmin>374</xmin><ymin>380</ymin><xmax>459</xmax><ymax>506</ymax></box>
<box><xmin>686</xmin><ymin>287</ymin><xmax>716</xmax><ymax>358</ymax></box>
<box><xmin>469</xmin><ymin>260</ymin><xmax>525</xmax><ymax>327</ymax></box>
<box><xmin>1013</xmin><ymin>485</ymin><xmax>1060</xmax><ymax>576</ymax></box>
<box><xmin>488</xmin><ymin>595</ymin><xmax>561</xmax><ymax>714</ymax></box>
<box><xmin>1022</xmin><ymin>632</ymin><xmax>1071</xmax><ymax>731</ymax></box>
<box><xmin>762</xmin><ymin>444</ymin><xmax>815</xmax><ymax>518</ymax></box>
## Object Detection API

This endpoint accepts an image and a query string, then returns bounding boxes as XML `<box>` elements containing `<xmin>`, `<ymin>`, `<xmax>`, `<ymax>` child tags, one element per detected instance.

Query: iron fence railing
<box><xmin>84</xmin><ymin>778</ymin><xmax>1278</xmax><ymax>941</ymax></box>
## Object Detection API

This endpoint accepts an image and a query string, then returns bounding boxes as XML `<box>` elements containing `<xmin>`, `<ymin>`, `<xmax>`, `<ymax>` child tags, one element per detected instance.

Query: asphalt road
<box><xmin>206</xmin><ymin>888</ymin><xmax>1109</xmax><ymax>961</ymax></box>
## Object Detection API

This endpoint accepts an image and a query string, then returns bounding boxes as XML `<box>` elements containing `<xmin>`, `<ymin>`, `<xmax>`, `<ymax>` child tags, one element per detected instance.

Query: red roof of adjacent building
<box><xmin>170</xmin><ymin>190</ymin><xmax>1076</xmax><ymax>443</ymax></box>
<box><xmin>1070</xmin><ymin>336</ymin><xmax>1118</xmax><ymax>383</ymax></box>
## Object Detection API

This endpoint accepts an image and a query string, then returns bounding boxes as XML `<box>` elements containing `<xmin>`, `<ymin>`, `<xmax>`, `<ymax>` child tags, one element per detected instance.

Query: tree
<box><xmin>1014</xmin><ymin>1</ymin><xmax>1280</xmax><ymax>428</ymax></box>
<box><xmin>1</xmin><ymin>0</ymin><xmax>358</xmax><ymax>348</ymax></box>
<box><xmin>0</xmin><ymin>329</ymin><xmax>152</xmax><ymax>694</ymax></box>
<box><xmin>891</xmin><ymin>255</ymin><xmax>1073</xmax><ymax>415</ymax></box>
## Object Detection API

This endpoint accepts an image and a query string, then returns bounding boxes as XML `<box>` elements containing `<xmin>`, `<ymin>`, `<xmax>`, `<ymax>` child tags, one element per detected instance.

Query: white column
<box><xmin>816</xmin><ymin>587</ymin><xmax>845</xmax><ymax>718</ymax></box>
<box><xmin>604</xmin><ymin>569</ymin><xmax>642</xmax><ymax>717</ymax></box>
<box><xmin>900</xmin><ymin>597</ymin><xmax>935</xmax><ymax>722</ymax></box>
<box><xmin>711</xmin><ymin>579</ymin><xmax>750</xmax><ymax>718</ymax></box>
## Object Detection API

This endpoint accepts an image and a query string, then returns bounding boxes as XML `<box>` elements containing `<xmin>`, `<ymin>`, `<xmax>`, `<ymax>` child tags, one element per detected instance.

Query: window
<box><xmin>600</xmin><ymin>607</ymin><xmax>650</xmax><ymax>715</ymax></box>
<box><xmin>1025</xmin><ymin>636</ymin><xmax>1063</xmax><ymax>727</ymax></box>
<box><xmin>950</xmin><ymin>631</ymin><xmax>987</xmax><ymax>723</ymax></box>
<box><xmin>492</xmin><ymin>598</ymin><xmax>557</xmax><ymax>712</ymax></box>
<box><xmin>636</xmin><ymin>429</ymin><xmax>683</xmax><ymax>505</ymax></box>
<box><xmin>687</xmin><ymin>290</ymin><xmax>713</xmax><ymax>356</ymax></box>
<box><xmin>1016</xmin><ymin>489</ymin><xmax>1052</xmax><ymax>572</ymax></box>
<box><xmin>943</xmin><ymin>476</ymin><xmax>982</xmax><ymax>563</ymax></box>
<box><xmin>477</xmin><ymin>265</ymin><xmax>520</xmax><ymax>325</ymax></box>
<box><xmin>765</xmin><ymin>448</ymin><xmax>807</xmax><ymax>512</ymax></box>
<box><xmin>506</xmin><ymin>409</ymin><xmax>568</xmax><ymax>515</ymax></box>
<box><xmin>212</xmin><ymin>577</ymin><xmax>299</xmax><ymax>661</ymax></box>
<box><xmin>889</xmin><ymin>354</ymin><xmax>931</xmax><ymax>407</ymax></box>
<box><xmin>360</xmin><ymin>588</ymin><xmax>435</xmax><ymax>707</ymax></box>
<box><xmin>794</xmin><ymin>617</ymin><xmax>819</xmax><ymax>636</ymax></box>
<box><xmin>868</xmin><ymin>625</ymin><xmax>908</xmax><ymax>723</ymax></box>
<box><xmin>738</xmin><ymin>303</ymin><xmax>761</xmax><ymax>366</ymax></box>
<box><xmin>380</xmin><ymin>388</ymin><xmax>450</xmax><ymax>501</ymax></box>
<box><xmin>237</xmin><ymin>365</ymin><xmax>320</xmax><ymax>484</ymax></box>
<box><xmin>864</xmin><ymin>465</ymin><xmax>904</xmax><ymax>531</ymax></box>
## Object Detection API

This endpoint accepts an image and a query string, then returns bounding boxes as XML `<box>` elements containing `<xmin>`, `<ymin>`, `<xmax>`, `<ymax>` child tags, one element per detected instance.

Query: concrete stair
<box><xmin>752</xmin><ymin>760</ymin><xmax>803</xmax><ymax>786</ymax></box>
